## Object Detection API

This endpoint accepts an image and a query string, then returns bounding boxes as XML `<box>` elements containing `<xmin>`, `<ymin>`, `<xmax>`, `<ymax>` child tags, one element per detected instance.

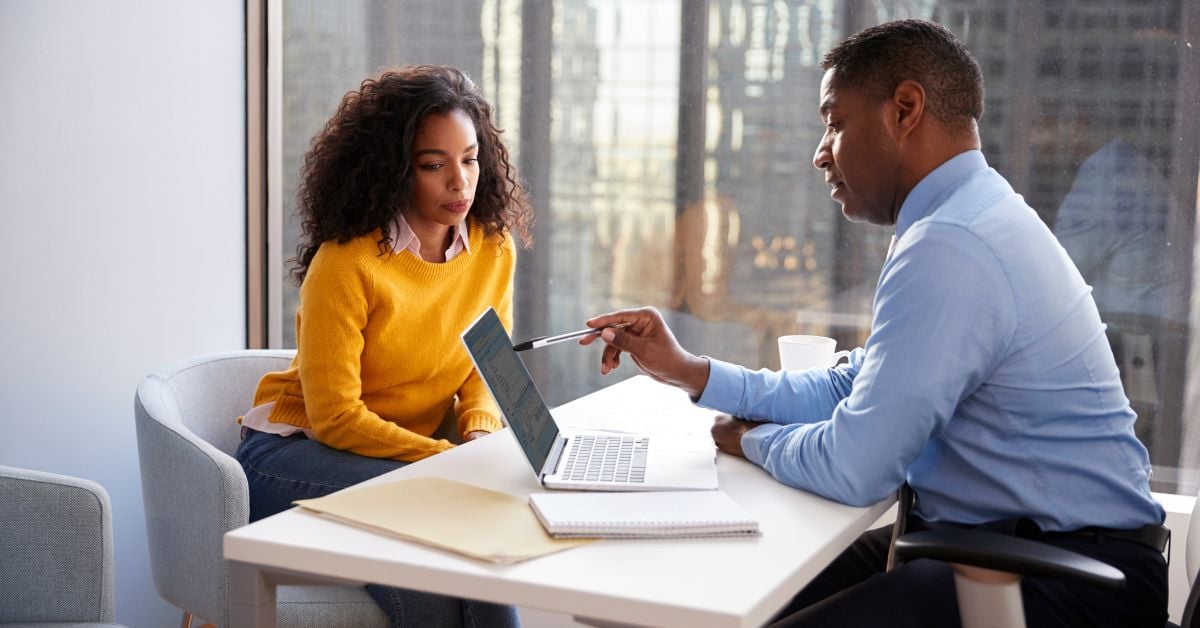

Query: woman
<box><xmin>235</xmin><ymin>65</ymin><xmax>531</xmax><ymax>627</ymax></box>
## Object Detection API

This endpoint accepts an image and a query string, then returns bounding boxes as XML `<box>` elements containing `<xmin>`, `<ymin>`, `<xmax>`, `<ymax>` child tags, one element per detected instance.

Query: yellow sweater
<box><xmin>252</xmin><ymin>224</ymin><xmax>514</xmax><ymax>461</ymax></box>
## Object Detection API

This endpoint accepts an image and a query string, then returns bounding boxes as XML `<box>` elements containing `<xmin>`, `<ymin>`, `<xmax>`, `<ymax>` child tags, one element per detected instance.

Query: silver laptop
<box><xmin>461</xmin><ymin>308</ymin><xmax>718</xmax><ymax>491</ymax></box>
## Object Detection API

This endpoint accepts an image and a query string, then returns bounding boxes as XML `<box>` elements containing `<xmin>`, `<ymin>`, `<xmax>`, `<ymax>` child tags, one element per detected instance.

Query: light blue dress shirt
<box><xmin>698</xmin><ymin>150</ymin><xmax>1164</xmax><ymax>531</ymax></box>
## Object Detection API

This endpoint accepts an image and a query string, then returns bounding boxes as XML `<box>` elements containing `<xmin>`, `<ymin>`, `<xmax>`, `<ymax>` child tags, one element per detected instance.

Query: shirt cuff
<box><xmin>741</xmin><ymin>422</ymin><xmax>784</xmax><ymax>467</ymax></box>
<box><xmin>695</xmin><ymin>357</ymin><xmax>746</xmax><ymax>414</ymax></box>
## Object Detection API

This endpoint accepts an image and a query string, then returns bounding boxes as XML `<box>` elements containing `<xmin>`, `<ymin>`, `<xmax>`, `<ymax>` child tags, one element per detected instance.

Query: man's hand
<box><xmin>711</xmin><ymin>414</ymin><xmax>766</xmax><ymax>458</ymax></box>
<box><xmin>578</xmin><ymin>306</ymin><xmax>710</xmax><ymax>397</ymax></box>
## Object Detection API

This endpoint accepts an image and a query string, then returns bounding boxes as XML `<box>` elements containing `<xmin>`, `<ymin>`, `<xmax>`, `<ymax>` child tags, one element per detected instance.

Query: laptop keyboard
<box><xmin>560</xmin><ymin>434</ymin><xmax>649</xmax><ymax>483</ymax></box>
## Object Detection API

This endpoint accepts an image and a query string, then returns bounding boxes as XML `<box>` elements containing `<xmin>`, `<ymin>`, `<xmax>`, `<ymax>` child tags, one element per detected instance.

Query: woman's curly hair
<box><xmin>289</xmin><ymin>65</ymin><xmax>533</xmax><ymax>284</ymax></box>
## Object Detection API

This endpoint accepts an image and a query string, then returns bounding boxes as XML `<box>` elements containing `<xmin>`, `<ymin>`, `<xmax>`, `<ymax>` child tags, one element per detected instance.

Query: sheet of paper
<box><xmin>555</xmin><ymin>376</ymin><xmax>719</xmax><ymax>450</ymax></box>
<box><xmin>294</xmin><ymin>476</ymin><xmax>591</xmax><ymax>564</ymax></box>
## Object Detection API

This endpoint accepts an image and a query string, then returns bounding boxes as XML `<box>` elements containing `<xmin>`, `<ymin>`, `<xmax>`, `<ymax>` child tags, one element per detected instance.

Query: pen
<box><xmin>513</xmin><ymin>323</ymin><xmax>630</xmax><ymax>352</ymax></box>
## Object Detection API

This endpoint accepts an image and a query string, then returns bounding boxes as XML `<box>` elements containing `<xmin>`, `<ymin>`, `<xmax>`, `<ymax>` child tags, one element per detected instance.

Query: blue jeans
<box><xmin>236</xmin><ymin>429</ymin><xmax>520</xmax><ymax>628</ymax></box>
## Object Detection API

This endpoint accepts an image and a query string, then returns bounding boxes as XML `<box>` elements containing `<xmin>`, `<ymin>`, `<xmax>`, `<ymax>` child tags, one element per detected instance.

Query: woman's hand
<box><xmin>463</xmin><ymin>430</ymin><xmax>490</xmax><ymax>442</ymax></box>
<box><xmin>579</xmin><ymin>306</ymin><xmax>710</xmax><ymax>398</ymax></box>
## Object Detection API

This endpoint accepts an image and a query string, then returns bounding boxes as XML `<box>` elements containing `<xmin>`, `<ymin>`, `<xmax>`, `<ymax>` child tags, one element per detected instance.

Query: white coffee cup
<box><xmin>777</xmin><ymin>335</ymin><xmax>851</xmax><ymax>370</ymax></box>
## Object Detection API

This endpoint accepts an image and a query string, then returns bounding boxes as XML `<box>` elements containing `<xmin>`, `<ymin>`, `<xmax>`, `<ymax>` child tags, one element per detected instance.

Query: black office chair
<box><xmin>888</xmin><ymin>484</ymin><xmax>1197</xmax><ymax>628</ymax></box>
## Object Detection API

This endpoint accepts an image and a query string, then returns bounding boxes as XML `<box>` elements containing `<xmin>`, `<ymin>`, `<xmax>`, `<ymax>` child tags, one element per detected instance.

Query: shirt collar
<box><xmin>452</xmin><ymin>221</ymin><xmax>471</xmax><ymax>254</ymax></box>
<box><xmin>391</xmin><ymin>214</ymin><xmax>472</xmax><ymax>256</ymax></box>
<box><xmin>895</xmin><ymin>149</ymin><xmax>989</xmax><ymax>239</ymax></box>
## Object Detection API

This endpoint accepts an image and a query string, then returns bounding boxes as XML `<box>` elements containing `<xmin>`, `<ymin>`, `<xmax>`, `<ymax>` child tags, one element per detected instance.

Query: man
<box><xmin>580</xmin><ymin>19</ymin><xmax>1167</xmax><ymax>627</ymax></box>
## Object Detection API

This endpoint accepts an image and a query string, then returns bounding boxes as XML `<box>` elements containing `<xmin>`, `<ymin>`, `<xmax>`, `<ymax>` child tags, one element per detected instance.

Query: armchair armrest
<box><xmin>0</xmin><ymin>465</ymin><xmax>117</xmax><ymax>624</ymax></box>
<box><xmin>893</xmin><ymin>528</ymin><xmax>1126</xmax><ymax>589</ymax></box>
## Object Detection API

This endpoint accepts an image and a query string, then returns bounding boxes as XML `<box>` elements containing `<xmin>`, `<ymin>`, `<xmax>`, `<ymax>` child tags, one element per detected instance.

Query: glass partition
<box><xmin>269</xmin><ymin>0</ymin><xmax>1200</xmax><ymax>493</ymax></box>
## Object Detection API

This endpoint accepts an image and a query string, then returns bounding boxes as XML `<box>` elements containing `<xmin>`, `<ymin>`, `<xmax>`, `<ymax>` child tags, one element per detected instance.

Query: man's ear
<box><xmin>890</xmin><ymin>79</ymin><xmax>925</xmax><ymax>139</ymax></box>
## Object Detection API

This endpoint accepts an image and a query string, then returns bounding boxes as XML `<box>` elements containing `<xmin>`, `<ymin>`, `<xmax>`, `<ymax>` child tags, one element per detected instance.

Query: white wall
<box><xmin>0</xmin><ymin>2</ymin><xmax>245</xmax><ymax>626</ymax></box>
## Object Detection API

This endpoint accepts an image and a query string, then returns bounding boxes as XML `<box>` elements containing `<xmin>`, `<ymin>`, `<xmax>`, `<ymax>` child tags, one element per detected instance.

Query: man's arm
<box><xmin>698</xmin><ymin>350</ymin><xmax>862</xmax><ymax>424</ymax></box>
<box><xmin>739</xmin><ymin>224</ymin><xmax>1016</xmax><ymax>506</ymax></box>
<box><xmin>703</xmin><ymin>351</ymin><xmax>859</xmax><ymax>457</ymax></box>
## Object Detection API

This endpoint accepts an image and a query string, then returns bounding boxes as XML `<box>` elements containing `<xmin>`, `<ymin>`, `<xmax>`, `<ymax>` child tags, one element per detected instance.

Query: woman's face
<box><xmin>406</xmin><ymin>109</ymin><xmax>480</xmax><ymax>234</ymax></box>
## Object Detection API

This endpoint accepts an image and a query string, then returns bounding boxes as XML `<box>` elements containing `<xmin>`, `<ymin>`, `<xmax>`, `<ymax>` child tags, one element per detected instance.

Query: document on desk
<box><xmin>293</xmin><ymin>476</ymin><xmax>592</xmax><ymax>564</ymax></box>
<box><xmin>558</xmin><ymin>376</ymin><xmax>718</xmax><ymax>451</ymax></box>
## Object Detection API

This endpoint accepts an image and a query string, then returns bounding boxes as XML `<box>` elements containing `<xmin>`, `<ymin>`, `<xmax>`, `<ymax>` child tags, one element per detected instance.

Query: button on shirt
<box><xmin>697</xmin><ymin>150</ymin><xmax>1164</xmax><ymax>531</ymax></box>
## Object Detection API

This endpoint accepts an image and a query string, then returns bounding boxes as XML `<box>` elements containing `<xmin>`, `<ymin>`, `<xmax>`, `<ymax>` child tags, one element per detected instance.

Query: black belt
<box><xmin>1048</xmin><ymin>524</ymin><xmax>1171</xmax><ymax>554</ymax></box>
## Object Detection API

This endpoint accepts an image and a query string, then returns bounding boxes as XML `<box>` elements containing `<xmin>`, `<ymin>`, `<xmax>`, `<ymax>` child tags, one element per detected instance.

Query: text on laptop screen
<box><xmin>461</xmin><ymin>308</ymin><xmax>558</xmax><ymax>472</ymax></box>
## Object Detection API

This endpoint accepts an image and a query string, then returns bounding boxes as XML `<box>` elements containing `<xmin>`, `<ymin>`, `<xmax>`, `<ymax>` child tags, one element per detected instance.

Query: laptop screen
<box><xmin>461</xmin><ymin>308</ymin><xmax>558</xmax><ymax>474</ymax></box>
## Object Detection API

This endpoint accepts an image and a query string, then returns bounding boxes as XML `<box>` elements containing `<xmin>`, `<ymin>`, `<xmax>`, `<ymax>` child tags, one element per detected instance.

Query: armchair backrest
<box><xmin>0</xmin><ymin>465</ymin><xmax>116</xmax><ymax>624</ymax></box>
<box><xmin>133</xmin><ymin>350</ymin><xmax>294</xmax><ymax>625</ymax></box>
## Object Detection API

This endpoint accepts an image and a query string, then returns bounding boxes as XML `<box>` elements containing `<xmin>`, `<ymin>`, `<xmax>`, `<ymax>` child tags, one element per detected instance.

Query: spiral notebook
<box><xmin>528</xmin><ymin>490</ymin><xmax>760</xmax><ymax>539</ymax></box>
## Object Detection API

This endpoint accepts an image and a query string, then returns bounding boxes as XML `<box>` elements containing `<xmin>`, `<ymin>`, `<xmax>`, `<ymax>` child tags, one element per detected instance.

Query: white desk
<box><xmin>224</xmin><ymin>376</ymin><xmax>892</xmax><ymax>628</ymax></box>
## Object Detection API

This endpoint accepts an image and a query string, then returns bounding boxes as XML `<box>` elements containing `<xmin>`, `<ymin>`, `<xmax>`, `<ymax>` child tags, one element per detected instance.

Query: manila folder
<box><xmin>294</xmin><ymin>476</ymin><xmax>590</xmax><ymax>564</ymax></box>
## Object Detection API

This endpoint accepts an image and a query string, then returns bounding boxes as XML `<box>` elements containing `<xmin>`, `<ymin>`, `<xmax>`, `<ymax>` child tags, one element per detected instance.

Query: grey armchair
<box><xmin>0</xmin><ymin>465</ymin><xmax>127</xmax><ymax>628</ymax></box>
<box><xmin>134</xmin><ymin>350</ymin><xmax>387</xmax><ymax>627</ymax></box>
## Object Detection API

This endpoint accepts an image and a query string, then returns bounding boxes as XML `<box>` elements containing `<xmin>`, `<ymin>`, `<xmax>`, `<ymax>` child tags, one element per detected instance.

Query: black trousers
<box><xmin>769</xmin><ymin>523</ymin><xmax>1168</xmax><ymax>628</ymax></box>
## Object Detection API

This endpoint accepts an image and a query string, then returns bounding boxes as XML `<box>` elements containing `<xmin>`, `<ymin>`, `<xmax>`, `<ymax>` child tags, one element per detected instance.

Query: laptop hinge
<box><xmin>541</xmin><ymin>435</ymin><xmax>568</xmax><ymax>481</ymax></box>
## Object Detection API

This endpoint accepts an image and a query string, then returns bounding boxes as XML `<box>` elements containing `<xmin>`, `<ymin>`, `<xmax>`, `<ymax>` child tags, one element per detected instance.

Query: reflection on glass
<box><xmin>936</xmin><ymin>0</ymin><xmax>1195</xmax><ymax>489</ymax></box>
<box><xmin>276</xmin><ymin>0</ymin><xmax>1200</xmax><ymax>492</ymax></box>
<box><xmin>1055</xmin><ymin>137</ymin><xmax>1188</xmax><ymax>469</ymax></box>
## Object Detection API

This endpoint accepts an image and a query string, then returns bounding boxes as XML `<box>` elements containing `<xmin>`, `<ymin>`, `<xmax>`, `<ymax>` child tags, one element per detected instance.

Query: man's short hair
<box><xmin>822</xmin><ymin>19</ymin><xmax>984</xmax><ymax>133</ymax></box>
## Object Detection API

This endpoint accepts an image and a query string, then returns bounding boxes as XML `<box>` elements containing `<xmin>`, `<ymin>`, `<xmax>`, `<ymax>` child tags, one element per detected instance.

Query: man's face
<box><xmin>812</xmin><ymin>69</ymin><xmax>902</xmax><ymax>226</ymax></box>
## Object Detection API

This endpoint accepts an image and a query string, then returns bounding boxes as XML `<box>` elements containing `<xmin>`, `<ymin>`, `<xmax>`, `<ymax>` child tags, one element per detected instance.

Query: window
<box><xmin>257</xmin><ymin>0</ymin><xmax>1200</xmax><ymax>494</ymax></box>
